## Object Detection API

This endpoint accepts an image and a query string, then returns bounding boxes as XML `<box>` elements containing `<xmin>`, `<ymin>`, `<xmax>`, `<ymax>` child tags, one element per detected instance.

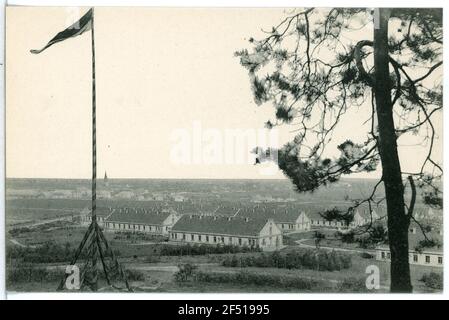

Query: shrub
<box><xmin>174</xmin><ymin>263</ymin><xmax>198</xmax><ymax>282</ymax></box>
<box><xmin>125</xmin><ymin>269</ymin><xmax>145</xmax><ymax>282</ymax></box>
<box><xmin>420</xmin><ymin>272</ymin><xmax>443</xmax><ymax>290</ymax></box>
<box><xmin>221</xmin><ymin>249</ymin><xmax>352</xmax><ymax>272</ymax></box>
<box><xmin>158</xmin><ymin>244</ymin><xmax>260</xmax><ymax>256</ymax></box>
<box><xmin>7</xmin><ymin>263</ymin><xmax>61</xmax><ymax>284</ymax></box>
<box><xmin>360</xmin><ymin>252</ymin><xmax>374</xmax><ymax>259</ymax></box>
<box><xmin>336</xmin><ymin>277</ymin><xmax>369</xmax><ymax>293</ymax></box>
<box><xmin>192</xmin><ymin>270</ymin><xmax>320</xmax><ymax>290</ymax></box>
<box><xmin>7</xmin><ymin>242</ymin><xmax>77</xmax><ymax>263</ymax></box>
<box><xmin>338</xmin><ymin>230</ymin><xmax>355</xmax><ymax>243</ymax></box>
<box><xmin>113</xmin><ymin>231</ymin><xmax>166</xmax><ymax>243</ymax></box>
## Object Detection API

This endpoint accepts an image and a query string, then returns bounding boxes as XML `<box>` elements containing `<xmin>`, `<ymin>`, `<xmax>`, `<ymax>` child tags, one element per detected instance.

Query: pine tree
<box><xmin>236</xmin><ymin>8</ymin><xmax>442</xmax><ymax>292</ymax></box>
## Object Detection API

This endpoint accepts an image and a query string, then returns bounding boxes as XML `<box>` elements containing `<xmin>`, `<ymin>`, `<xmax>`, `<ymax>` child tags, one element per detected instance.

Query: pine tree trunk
<box><xmin>373</xmin><ymin>8</ymin><xmax>412</xmax><ymax>293</ymax></box>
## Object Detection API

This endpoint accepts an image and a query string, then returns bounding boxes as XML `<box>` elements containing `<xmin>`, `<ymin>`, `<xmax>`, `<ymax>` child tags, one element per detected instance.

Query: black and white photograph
<box><xmin>1</xmin><ymin>2</ymin><xmax>446</xmax><ymax>299</ymax></box>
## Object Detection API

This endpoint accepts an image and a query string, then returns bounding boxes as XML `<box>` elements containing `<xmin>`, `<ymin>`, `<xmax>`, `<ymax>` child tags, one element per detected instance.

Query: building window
<box><xmin>221</xmin><ymin>237</ymin><xmax>225</xmax><ymax>243</ymax></box>
<box><xmin>238</xmin><ymin>238</ymin><xmax>242</xmax><ymax>245</ymax></box>
<box><xmin>438</xmin><ymin>257</ymin><xmax>443</xmax><ymax>265</ymax></box>
<box><xmin>198</xmin><ymin>235</ymin><xmax>202</xmax><ymax>241</ymax></box>
<box><xmin>381</xmin><ymin>252</ymin><xmax>385</xmax><ymax>259</ymax></box>
<box><xmin>413</xmin><ymin>255</ymin><xmax>418</xmax><ymax>263</ymax></box>
<box><xmin>387</xmin><ymin>253</ymin><xmax>391</xmax><ymax>259</ymax></box>
<box><xmin>426</xmin><ymin>256</ymin><xmax>431</xmax><ymax>264</ymax></box>
<box><xmin>213</xmin><ymin>236</ymin><xmax>217</xmax><ymax>243</ymax></box>
<box><xmin>206</xmin><ymin>235</ymin><xmax>209</xmax><ymax>242</ymax></box>
<box><xmin>182</xmin><ymin>233</ymin><xmax>186</xmax><ymax>240</ymax></box>
<box><xmin>191</xmin><ymin>234</ymin><xmax>194</xmax><ymax>241</ymax></box>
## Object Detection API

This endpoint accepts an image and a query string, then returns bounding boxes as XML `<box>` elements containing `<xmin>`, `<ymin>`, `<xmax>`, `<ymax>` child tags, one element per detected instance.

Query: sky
<box><xmin>5</xmin><ymin>7</ymin><xmax>443</xmax><ymax>179</ymax></box>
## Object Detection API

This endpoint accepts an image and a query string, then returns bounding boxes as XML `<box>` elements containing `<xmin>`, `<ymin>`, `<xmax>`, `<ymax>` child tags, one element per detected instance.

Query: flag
<box><xmin>30</xmin><ymin>9</ymin><xmax>93</xmax><ymax>54</ymax></box>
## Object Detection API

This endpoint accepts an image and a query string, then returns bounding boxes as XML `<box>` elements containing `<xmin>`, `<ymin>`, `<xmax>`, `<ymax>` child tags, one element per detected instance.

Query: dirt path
<box><xmin>9</xmin><ymin>239</ymin><xmax>37</xmax><ymax>249</ymax></box>
<box><xmin>10</xmin><ymin>214</ymin><xmax>75</xmax><ymax>230</ymax></box>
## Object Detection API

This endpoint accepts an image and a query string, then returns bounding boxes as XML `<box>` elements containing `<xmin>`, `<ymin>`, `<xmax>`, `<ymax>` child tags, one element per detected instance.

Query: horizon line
<box><xmin>5</xmin><ymin>176</ymin><xmax>382</xmax><ymax>181</ymax></box>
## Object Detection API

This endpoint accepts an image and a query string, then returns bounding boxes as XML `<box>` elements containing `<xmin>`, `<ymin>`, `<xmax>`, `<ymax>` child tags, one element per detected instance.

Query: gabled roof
<box><xmin>305</xmin><ymin>211</ymin><xmax>326</xmax><ymax>220</ymax></box>
<box><xmin>305</xmin><ymin>205</ymin><xmax>386</xmax><ymax>221</ymax></box>
<box><xmin>171</xmin><ymin>215</ymin><xmax>272</xmax><ymax>237</ymax></box>
<box><xmin>377</xmin><ymin>223</ymin><xmax>443</xmax><ymax>253</ymax></box>
<box><xmin>106</xmin><ymin>209</ymin><xmax>173</xmax><ymax>225</ymax></box>
<box><xmin>212</xmin><ymin>206</ymin><xmax>241</xmax><ymax>216</ymax></box>
<box><xmin>236</xmin><ymin>206</ymin><xmax>304</xmax><ymax>224</ymax></box>
<box><xmin>83</xmin><ymin>207</ymin><xmax>114</xmax><ymax>217</ymax></box>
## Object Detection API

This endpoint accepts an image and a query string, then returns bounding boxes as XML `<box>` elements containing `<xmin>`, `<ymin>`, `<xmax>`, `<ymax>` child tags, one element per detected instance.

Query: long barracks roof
<box><xmin>106</xmin><ymin>209</ymin><xmax>174</xmax><ymax>225</ymax></box>
<box><xmin>171</xmin><ymin>215</ymin><xmax>272</xmax><ymax>237</ymax></box>
<box><xmin>304</xmin><ymin>205</ymin><xmax>386</xmax><ymax>221</ymax></box>
<box><xmin>236</xmin><ymin>206</ymin><xmax>304</xmax><ymax>223</ymax></box>
<box><xmin>83</xmin><ymin>207</ymin><xmax>114</xmax><ymax>217</ymax></box>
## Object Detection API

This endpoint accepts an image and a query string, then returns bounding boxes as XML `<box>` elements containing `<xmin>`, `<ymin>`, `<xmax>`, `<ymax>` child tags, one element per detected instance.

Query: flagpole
<box><xmin>32</xmin><ymin>8</ymin><xmax>131</xmax><ymax>291</ymax></box>
<box><xmin>90</xmin><ymin>8</ymin><xmax>99</xmax><ymax>290</ymax></box>
<box><xmin>91</xmin><ymin>8</ymin><xmax>97</xmax><ymax>224</ymax></box>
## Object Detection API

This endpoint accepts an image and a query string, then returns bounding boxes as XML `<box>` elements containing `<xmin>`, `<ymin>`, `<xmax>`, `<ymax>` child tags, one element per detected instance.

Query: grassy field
<box><xmin>6</xmin><ymin>236</ymin><xmax>443</xmax><ymax>293</ymax></box>
<box><xmin>5</xmin><ymin>178</ymin><xmax>443</xmax><ymax>293</ymax></box>
<box><xmin>6</xmin><ymin>219</ymin><xmax>443</xmax><ymax>293</ymax></box>
<box><xmin>7</xmin><ymin>258</ymin><xmax>442</xmax><ymax>293</ymax></box>
<box><xmin>134</xmin><ymin>252</ymin><xmax>442</xmax><ymax>293</ymax></box>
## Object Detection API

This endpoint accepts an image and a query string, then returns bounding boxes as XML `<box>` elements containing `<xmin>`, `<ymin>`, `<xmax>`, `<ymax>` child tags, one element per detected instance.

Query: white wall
<box><xmin>376</xmin><ymin>249</ymin><xmax>443</xmax><ymax>268</ymax></box>
<box><xmin>259</xmin><ymin>220</ymin><xmax>283</xmax><ymax>249</ymax></box>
